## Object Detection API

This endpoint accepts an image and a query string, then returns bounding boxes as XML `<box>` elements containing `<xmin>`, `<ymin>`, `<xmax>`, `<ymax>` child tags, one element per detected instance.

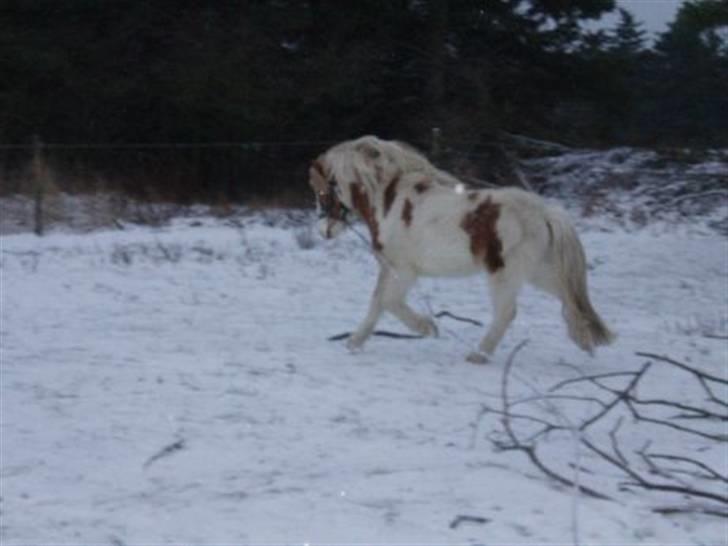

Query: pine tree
<box><xmin>611</xmin><ymin>7</ymin><xmax>646</xmax><ymax>56</ymax></box>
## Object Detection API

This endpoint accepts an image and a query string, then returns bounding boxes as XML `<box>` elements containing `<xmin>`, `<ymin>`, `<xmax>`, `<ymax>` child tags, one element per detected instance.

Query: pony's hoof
<box><xmin>346</xmin><ymin>334</ymin><xmax>366</xmax><ymax>351</ymax></box>
<box><xmin>417</xmin><ymin>317</ymin><xmax>439</xmax><ymax>338</ymax></box>
<box><xmin>466</xmin><ymin>351</ymin><xmax>490</xmax><ymax>365</ymax></box>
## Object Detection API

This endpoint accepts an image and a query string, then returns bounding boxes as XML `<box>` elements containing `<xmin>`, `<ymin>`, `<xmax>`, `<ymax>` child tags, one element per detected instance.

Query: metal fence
<box><xmin>1</xmin><ymin>138</ymin><xmax>339</xmax><ymax>199</ymax></box>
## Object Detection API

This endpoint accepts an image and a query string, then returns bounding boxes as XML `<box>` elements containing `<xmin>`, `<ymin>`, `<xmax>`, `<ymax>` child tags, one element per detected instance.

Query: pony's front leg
<box><xmin>347</xmin><ymin>266</ymin><xmax>437</xmax><ymax>350</ymax></box>
<box><xmin>347</xmin><ymin>268</ymin><xmax>388</xmax><ymax>350</ymax></box>
<box><xmin>381</xmin><ymin>268</ymin><xmax>437</xmax><ymax>337</ymax></box>
<box><xmin>389</xmin><ymin>302</ymin><xmax>439</xmax><ymax>337</ymax></box>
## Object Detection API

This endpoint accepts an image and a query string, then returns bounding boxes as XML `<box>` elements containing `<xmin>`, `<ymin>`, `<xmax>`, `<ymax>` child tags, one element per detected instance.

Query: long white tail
<box><xmin>545</xmin><ymin>208</ymin><xmax>615</xmax><ymax>353</ymax></box>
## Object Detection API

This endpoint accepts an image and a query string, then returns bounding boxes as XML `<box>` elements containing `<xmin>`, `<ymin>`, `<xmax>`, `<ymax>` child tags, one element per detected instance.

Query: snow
<box><xmin>1</xmin><ymin>210</ymin><xmax>727</xmax><ymax>545</ymax></box>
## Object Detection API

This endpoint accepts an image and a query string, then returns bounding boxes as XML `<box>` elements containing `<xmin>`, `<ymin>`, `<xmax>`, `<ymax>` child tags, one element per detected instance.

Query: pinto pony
<box><xmin>308</xmin><ymin>136</ymin><xmax>614</xmax><ymax>362</ymax></box>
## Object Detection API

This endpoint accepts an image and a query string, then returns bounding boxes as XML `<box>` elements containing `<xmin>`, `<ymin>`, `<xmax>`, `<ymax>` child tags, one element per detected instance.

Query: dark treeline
<box><xmin>1</xmin><ymin>0</ymin><xmax>727</xmax><ymax>201</ymax></box>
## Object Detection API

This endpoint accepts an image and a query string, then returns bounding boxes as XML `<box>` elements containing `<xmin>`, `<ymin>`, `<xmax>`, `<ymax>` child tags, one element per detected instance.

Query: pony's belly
<box><xmin>411</xmin><ymin>242</ymin><xmax>481</xmax><ymax>277</ymax></box>
<box><xmin>381</xmin><ymin>218</ymin><xmax>482</xmax><ymax>277</ymax></box>
<box><xmin>416</xmin><ymin>255</ymin><xmax>480</xmax><ymax>277</ymax></box>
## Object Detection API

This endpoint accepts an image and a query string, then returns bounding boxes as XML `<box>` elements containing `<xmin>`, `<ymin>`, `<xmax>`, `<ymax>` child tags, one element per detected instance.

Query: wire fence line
<box><xmin>0</xmin><ymin>130</ymin><xmax>545</xmax><ymax>236</ymax></box>
<box><xmin>0</xmin><ymin>137</ymin><xmax>335</xmax><ymax>193</ymax></box>
<box><xmin>0</xmin><ymin>140</ymin><xmax>341</xmax><ymax>150</ymax></box>
<box><xmin>0</xmin><ymin>131</ymin><xmax>519</xmax><ymax>152</ymax></box>
<box><xmin>0</xmin><ymin>132</ymin><xmax>446</xmax><ymax>199</ymax></box>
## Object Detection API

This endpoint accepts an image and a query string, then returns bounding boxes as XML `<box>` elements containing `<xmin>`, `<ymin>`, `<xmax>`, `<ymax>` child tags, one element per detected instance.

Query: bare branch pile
<box><xmin>475</xmin><ymin>346</ymin><xmax>727</xmax><ymax>517</ymax></box>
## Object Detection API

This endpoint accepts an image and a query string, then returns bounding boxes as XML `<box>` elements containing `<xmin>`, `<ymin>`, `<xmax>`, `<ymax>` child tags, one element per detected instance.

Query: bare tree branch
<box><xmin>581</xmin><ymin>438</ymin><xmax>728</xmax><ymax>505</ymax></box>
<box><xmin>476</xmin><ymin>349</ymin><xmax>728</xmax><ymax>516</ymax></box>
<box><xmin>486</xmin><ymin>341</ymin><xmax>612</xmax><ymax>501</ymax></box>
<box><xmin>646</xmin><ymin>453</ymin><xmax>728</xmax><ymax>484</ymax></box>
<box><xmin>635</xmin><ymin>352</ymin><xmax>728</xmax><ymax>385</ymax></box>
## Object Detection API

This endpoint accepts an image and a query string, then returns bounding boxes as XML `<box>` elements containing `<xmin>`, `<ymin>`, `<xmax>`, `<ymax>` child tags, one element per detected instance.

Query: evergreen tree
<box><xmin>648</xmin><ymin>0</ymin><xmax>728</xmax><ymax>144</ymax></box>
<box><xmin>611</xmin><ymin>7</ymin><xmax>646</xmax><ymax>56</ymax></box>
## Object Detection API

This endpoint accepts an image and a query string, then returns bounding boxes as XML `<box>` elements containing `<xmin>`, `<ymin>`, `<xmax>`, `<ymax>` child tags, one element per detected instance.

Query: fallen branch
<box><xmin>485</xmin><ymin>341</ymin><xmax>612</xmax><ymax>500</ymax></box>
<box><xmin>144</xmin><ymin>438</ymin><xmax>186</xmax><ymax>469</ymax></box>
<box><xmin>644</xmin><ymin>453</ymin><xmax>728</xmax><ymax>484</ymax></box>
<box><xmin>434</xmin><ymin>310</ymin><xmax>483</xmax><ymax>327</ymax></box>
<box><xmin>476</xmin><ymin>350</ymin><xmax>727</xmax><ymax>516</ymax></box>
<box><xmin>582</xmin><ymin>438</ymin><xmax>727</xmax><ymax>506</ymax></box>
<box><xmin>329</xmin><ymin>309</ymin><xmax>483</xmax><ymax>341</ymax></box>
<box><xmin>328</xmin><ymin>331</ymin><xmax>423</xmax><ymax>341</ymax></box>
<box><xmin>449</xmin><ymin>515</ymin><xmax>491</xmax><ymax>529</ymax></box>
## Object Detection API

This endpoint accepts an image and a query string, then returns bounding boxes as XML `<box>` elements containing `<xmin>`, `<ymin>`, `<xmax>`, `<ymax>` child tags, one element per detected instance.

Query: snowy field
<box><xmin>1</xmin><ymin>209</ymin><xmax>727</xmax><ymax>545</ymax></box>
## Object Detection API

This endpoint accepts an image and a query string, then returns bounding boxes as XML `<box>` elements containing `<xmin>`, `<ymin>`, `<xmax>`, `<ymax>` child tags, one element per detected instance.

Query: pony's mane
<box><xmin>324</xmin><ymin>135</ymin><xmax>461</xmax><ymax>193</ymax></box>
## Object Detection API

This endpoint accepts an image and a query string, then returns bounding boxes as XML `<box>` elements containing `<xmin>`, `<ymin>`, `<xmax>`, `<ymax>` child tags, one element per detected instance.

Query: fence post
<box><xmin>31</xmin><ymin>135</ymin><xmax>46</xmax><ymax>236</ymax></box>
<box><xmin>430</xmin><ymin>127</ymin><xmax>442</xmax><ymax>160</ymax></box>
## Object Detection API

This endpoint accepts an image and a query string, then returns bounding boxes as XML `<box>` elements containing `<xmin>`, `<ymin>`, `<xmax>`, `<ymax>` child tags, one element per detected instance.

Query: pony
<box><xmin>308</xmin><ymin>135</ymin><xmax>614</xmax><ymax>362</ymax></box>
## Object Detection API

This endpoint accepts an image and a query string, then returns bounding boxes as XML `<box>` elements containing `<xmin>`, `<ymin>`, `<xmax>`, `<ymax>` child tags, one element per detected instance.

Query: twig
<box><xmin>646</xmin><ymin>453</ymin><xmax>728</xmax><ymax>483</ymax></box>
<box><xmin>449</xmin><ymin>515</ymin><xmax>491</xmax><ymax>529</ymax></box>
<box><xmin>581</xmin><ymin>438</ymin><xmax>728</xmax><ymax>505</ymax></box>
<box><xmin>636</xmin><ymin>351</ymin><xmax>728</xmax><ymax>409</ymax></box>
<box><xmin>494</xmin><ymin>341</ymin><xmax>611</xmax><ymax>501</ymax></box>
<box><xmin>328</xmin><ymin>331</ymin><xmax>424</xmax><ymax>341</ymax></box>
<box><xmin>329</xmin><ymin>309</ymin><xmax>483</xmax><ymax>341</ymax></box>
<box><xmin>549</xmin><ymin>370</ymin><xmax>642</xmax><ymax>392</ymax></box>
<box><xmin>653</xmin><ymin>506</ymin><xmax>728</xmax><ymax>518</ymax></box>
<box><xmin>629</xmin><ymin>397</ymin><xmax>727</xmax><ymax>421</ymax></box>
<box><xmin>480</xmin><ymin>349</ymin><xmax>727</xmax><ymax>515</ymax></box>
<box><xmin>608</xmin><ymin>417</ymin><xmax>629</xmax><ymax>467</ymax></box>
<box><xmin>434</xmin><ymin>310</ymin><xmax>483</xmax><ymax>327</ymax></box>
<box><xmin>635</xmin><ymin>352</ymin><xmax>727</xmax><ymax>385</ymax></box>
<box><xmin>578</xmin><ymin>363</ymin><xmax>651</xmax><ymax>432</ymax></box>
<box><xmin>512</xmin><ymin>394</ymin><xmax>608</xmax><ymax>409</ymax></box>
<box><xmin>622</xmin><ymin>399</ymin><xmax>727</xmax><ymax>442</ymax></box>
<box><xmin>144</xmin><ymin>438</ymin><xmax>186</xmax><ymax>469</ymax></box>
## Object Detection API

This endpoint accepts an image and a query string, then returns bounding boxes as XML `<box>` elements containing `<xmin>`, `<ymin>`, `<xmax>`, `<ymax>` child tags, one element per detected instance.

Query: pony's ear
<box><xmin>355</xmin><ymin>141</ymin><xmax>381</xmax><ymax>160</ymax></box>
<box><xmin>308</xmin><ymin>160</ymin><xmax>328</xmax><ymax>193</ymax></box>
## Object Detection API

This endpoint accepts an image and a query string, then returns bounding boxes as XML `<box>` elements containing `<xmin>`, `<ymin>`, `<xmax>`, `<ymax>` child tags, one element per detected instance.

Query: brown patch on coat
<box><xmin>383</xmin><ymin>175</ymin><xmax>400</xmax><ymax>216</ymax></box>
<box><xmin>414</xmin><ymin>181</ymin><xmax>430</xmax><ymax>194</ymax></box>
<box><xmin>460</xmin><ymin>197</ymin><xmax>504</xmax><ymax>273</ymax></box>
<box><xmin>468</xmin><ymin>191</ymin><xmax>479</xmax><ymax>201</ymax></box>
<box><xmin>401</xmin><ymin>199</ymin><xmax>413</xmax><ymax>227</ymax></box>
<box><xmin>350</xmin><ymin>183</ymin><xmax>383</xmax><ymax>251</ymax></box>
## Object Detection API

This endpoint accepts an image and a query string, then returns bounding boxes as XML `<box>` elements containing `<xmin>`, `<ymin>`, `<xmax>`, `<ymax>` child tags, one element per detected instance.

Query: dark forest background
<box><xmin>1</xmin><ymin>0</ymin><xmax>727</xmax><ymax>203</ymax></box>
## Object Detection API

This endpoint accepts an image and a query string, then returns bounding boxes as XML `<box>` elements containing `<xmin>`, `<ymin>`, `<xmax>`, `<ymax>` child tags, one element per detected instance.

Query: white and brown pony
<box><xmin>308</xmin><ymin>135</ymin><xmax>614</xmax><ymax>362</ymax></box>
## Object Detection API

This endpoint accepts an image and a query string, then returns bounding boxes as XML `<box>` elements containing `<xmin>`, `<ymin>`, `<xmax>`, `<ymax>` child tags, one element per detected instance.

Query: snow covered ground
<box><xmin>1</xmin><ymin>209</ymin><xmax>727</xmax><ymax>545</ymax></box>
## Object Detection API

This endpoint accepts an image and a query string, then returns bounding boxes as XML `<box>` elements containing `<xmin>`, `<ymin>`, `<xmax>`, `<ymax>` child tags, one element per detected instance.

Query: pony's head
<box><xmin>308</xmin><ymin>135</ymin><xmax>446</xmax><ymax>241</ymax></box>
<box><xmin>308</xmin><ymin>157</ymin><xmax>349</xmax><ymax>239</ymax></box>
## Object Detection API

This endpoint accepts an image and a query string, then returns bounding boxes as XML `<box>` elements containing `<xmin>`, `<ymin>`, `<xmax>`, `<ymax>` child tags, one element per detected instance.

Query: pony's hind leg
<box><xmin>470</xmin><ymin>270</ymin><xmax>523</xmax><ymax>362</ymax></box>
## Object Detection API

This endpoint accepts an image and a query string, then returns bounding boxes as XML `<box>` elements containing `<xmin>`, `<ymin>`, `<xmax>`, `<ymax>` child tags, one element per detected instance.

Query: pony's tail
<box><xmin>545</xmin><ymin>207</ymin><xmax>615</xmax><ymax>353</ymax></box>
